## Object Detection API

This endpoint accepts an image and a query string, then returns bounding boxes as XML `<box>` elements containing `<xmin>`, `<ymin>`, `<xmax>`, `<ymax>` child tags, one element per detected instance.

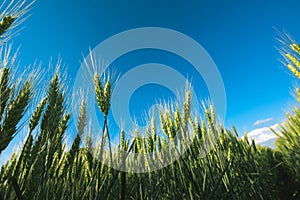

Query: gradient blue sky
<box><xmin>10</xmin><ymin>0</ymin><xmax>300</xmax><ymax>137</ymax></box>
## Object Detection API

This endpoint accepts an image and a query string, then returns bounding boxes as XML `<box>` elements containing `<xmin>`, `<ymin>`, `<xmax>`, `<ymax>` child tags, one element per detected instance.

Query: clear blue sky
<box><xmin>10</xmin><ymin>0</ymin><xmax>300</xmax><ymax>136</ymax></box>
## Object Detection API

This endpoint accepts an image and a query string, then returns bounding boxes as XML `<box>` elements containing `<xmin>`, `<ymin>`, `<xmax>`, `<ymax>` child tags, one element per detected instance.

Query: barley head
<box><xmin>0</xmin><ymin>67</ymin><xmax>11</xmax><ymax>121</ymax></box>
<box><xmin>291</xmin><ymin>43</ymin><xmax>300</xmax><ymax>55</ymax></box>
<box><xmin>285</xmin><ymin>53</ymin><xmax>300</xmax><ymax>69</ymax></box>
<box><xmin>287</xmin><ymin>64</ymin><xmax>300</xmax><ymax>79</ymax></box>
<box><xmin>0</xmin><ymin>80</ymin><xmax>31</xmax><ymax>153</ymax></box>
<box><xmin>174</xmin><ymin>107</ymin><xmax>181</xmax><ymax>132</ymax></box>
<box><xmin>103</xmin><ymin>80</ymin><xmax>111</xmax><ymax>116</ymax></box>
<box><xmin>120</xmin><ymin>129</ymin><xmax>125</xmax><ymax>150</ymax></box>
<box><xmin>29</xmin><ymin>97</ymin><xmax>47</xmax><ymax>133</ymax></box>
<box><xmin>0</xmin><ymin>16</ymin><xmax>16</xmax><ymax>37</ymax></box>
<box><xmin>77</xmin><ymin>100</ymin><xmax>87</xmax><ymax>137</ymax></box>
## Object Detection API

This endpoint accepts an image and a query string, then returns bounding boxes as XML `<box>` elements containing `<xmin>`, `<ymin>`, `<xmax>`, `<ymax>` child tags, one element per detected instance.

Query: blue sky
<box><xmin>8</xmin><ymin>0</ymin><xmax>300</xmax><ymax>142</ymax></box>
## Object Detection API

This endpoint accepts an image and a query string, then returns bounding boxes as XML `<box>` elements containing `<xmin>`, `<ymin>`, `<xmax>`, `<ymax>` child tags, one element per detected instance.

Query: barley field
<box><xmin>0</xmin><ymin>1</ymin><xmax>300</xmax><ymax>199</ymax></box>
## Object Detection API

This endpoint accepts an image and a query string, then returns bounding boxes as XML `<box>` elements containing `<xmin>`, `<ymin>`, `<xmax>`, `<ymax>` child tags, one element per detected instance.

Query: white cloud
<box><xmin>245</xmin><ymin>124</ymin><xmax>281</xmax><ymax>144</ymax></box>
<box><xmin>253</xmin><ymin>117</ymin><xmax>274</xmax><ymax>126</ymax></box>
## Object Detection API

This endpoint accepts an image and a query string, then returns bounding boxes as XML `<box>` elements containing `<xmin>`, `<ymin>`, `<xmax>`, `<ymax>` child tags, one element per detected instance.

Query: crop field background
<box><xmin>0</xmin><ymin>1</ymin><xmax>300</xmax><ymax>199</ymax></box>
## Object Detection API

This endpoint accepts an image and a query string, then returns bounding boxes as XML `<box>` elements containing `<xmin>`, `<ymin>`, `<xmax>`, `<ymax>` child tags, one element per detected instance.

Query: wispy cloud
<box><xmin>246</xmin><ymin>124</ymin><xmax>281</xmax><ymax>144</ymax></box>
<box><xmin>253</xmin><ymin>117</ymin><xmax>274</xmax><ymax>126</ymax></box>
